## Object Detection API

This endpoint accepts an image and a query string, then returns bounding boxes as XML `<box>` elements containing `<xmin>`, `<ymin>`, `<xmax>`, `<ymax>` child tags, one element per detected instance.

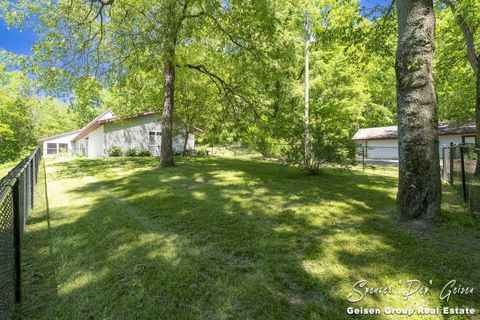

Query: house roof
<box><xmin>352</xmin><ymin>121</ymin><xmax>477</xmax><ymax>141</ymax></box>
<box><xmin>38</xmin><ymin>129</ymin><xmax>82</xmax><ymax>142</ymax></box>
<box><xmin>39</xmin><ymin>109</ymin><xmax>199</xmax><ymax>144</ymax></box>
<box><xmin>96</xmin><ymin>111</ymin><xmax>159</xmax><ymax>124</ymax></box>
<box><xmin>38</xmin><ymin>109</ymin><xmax>115</xmax><ymax>143</ymax></box>
<box><xmin>71</xmin><ymin>110</ymin><xmax>161</xmax><ymax>142</ymax></box>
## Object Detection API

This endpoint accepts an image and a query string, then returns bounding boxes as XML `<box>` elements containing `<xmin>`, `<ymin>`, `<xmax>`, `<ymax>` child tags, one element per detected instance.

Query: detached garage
<box><xmin>352</xmin><ymin>121</ymin><xmax>477</xmax><ymax>160</ymax></box>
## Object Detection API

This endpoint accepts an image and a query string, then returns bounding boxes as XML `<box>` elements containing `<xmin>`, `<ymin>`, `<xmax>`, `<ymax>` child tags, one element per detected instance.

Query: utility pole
<box><xmin>304</xmin><ymin>10</ymin><xmax>310</xmax><ymax>163</ymax></box>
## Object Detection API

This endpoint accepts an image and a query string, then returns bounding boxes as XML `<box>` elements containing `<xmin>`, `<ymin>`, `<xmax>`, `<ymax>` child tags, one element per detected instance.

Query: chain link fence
<box><xmin>442</xmin><ymin>143</ymin><xmax>480</xmax><ymax>215</ymax></box>
<box><xmin>355</xmin><ymin>145</ymin><xmax>400</xmax><ymax>168</ymax></box>
<box><xmin>0</xmin><ymin>148</ymin><xmax>42</xmax><ymax>320</ymax></box>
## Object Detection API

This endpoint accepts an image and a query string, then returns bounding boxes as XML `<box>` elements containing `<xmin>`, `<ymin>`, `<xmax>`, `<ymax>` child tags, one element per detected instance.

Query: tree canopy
<box><xmin>0</xmin><ymin>0</ymin><xmax>478</xmax><ymax>167</ymax></box>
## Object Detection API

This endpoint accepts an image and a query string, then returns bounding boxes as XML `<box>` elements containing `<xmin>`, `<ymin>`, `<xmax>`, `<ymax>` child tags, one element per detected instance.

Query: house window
<box><xmin>462</xmin><ymin>136</ymin><xmax>476</xmax><ymax>145</ymax></box>
<box><xmin>59</xmin><ymin>143</ymin><xmax>68</xmax><ymax>153</ymax></box>
<box><xmin>46</xmin><ymin>143</ymin><xmax>57</xmax><ymax>155</ymax></box>
<box><xmin>149</xmin><ymin>131</ymin><xmax>161</xmax><ymax>146</ymax></box>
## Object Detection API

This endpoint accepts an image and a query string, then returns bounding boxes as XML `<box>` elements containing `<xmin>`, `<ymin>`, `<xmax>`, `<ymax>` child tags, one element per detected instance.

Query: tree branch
<box><xmin>442</xmin><ymin>0</ymin><xmax>479</xmax><ymax>76</ymax></box>
<box><xmin>184</xmin><ymin>63</ymin><xmax>261</xmax><ymax>119</ymax></box>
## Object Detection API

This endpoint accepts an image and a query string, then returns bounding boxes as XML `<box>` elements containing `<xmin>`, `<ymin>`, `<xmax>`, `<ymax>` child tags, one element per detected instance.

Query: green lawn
<box><xmin>0</xmin><ymin>160</ymin><xmax>18</xmax><ymax>179</ymax></box>
<box><xmin>18</xmin><ymin>157</ymin><xmax>480</xmax><ymax>319</ymax></box>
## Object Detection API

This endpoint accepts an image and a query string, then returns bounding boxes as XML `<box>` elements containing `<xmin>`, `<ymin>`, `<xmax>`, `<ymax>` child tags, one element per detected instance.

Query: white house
<box><xmin>352</xmin><ymin>121</ymin><xmax>477</xmax><ymax>160</ymax></box>
<box><xmin>38</xmin><ymin>109</ymin><xmax>195</xmax><ymax>158</ymax></box>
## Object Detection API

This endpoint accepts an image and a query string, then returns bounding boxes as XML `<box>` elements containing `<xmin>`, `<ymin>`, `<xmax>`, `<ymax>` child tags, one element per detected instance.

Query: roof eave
<box><xmin>37</xmin><ymin>130</ymin><xmax>82</xmax><ymax>142</ymax></box>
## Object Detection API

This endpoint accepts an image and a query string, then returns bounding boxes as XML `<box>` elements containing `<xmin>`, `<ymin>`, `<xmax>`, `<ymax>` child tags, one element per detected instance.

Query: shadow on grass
<box><xmin>19</xmin><ymin>157</ymin><xmax>480</xmax><ymax>319</ymax></box>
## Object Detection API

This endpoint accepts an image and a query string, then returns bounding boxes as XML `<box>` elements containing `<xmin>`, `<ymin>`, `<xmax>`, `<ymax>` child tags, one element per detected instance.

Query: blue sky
<box><xmin>0</xmin><ymin>0</ymin><xmax>389</xmax><ymax>55</ymax></box>
<box><xmin>0</xmin><ymin>19</ymin><xmax>36</xmax><ymax>55</ymax></box>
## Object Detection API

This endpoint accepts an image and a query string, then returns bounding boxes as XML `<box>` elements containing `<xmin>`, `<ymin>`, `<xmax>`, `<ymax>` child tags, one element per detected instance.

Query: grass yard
<box><xmin>0</xmin><ymin>160</ymin><xmax>18</xmax><ymax>179</ymax></box>
<box><xmin>18</xmin><ymin>157</ymin><xmax>480</xmax><ymax>319</ymax></box>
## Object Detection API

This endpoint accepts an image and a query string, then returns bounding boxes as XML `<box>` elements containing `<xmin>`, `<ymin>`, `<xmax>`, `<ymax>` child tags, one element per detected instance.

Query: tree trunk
<box><xmin>396</xmin><ymin>0</ymin><xmax>441</xmax><ymax>221</ymax></box>
<box><xmin>160</xmin><ymin>51</ymin><xmax>176</xmax><ymax>167</ymax></box>
<box><xmin>475</xmin><ymin>69</ymin><xmax>480</xmax><ymax>175</ymax></box>
<box><xmin>182</xmin><ymin>129</ymin><xmax>189</xmax><ymax>156</ymax></box>
<box><xmin>160</xmin><ymin>4</ymin><xmax>177</xmax><ymax>168</ymax></box>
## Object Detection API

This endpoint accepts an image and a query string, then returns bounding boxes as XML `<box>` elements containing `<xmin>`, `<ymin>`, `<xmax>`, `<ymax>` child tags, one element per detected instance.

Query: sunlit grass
<box><xmin>0</xmin><ymin>160</ymin><xmax>18</xmax><ymax>179</ymax></box>
<box><xmin>18</xmin><ymin>157</ymin><xmax>480</xmax><ymax>319</ymax></box>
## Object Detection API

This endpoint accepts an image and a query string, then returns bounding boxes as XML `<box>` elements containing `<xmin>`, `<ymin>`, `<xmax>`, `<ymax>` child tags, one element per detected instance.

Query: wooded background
<box><xmin>0</xmin><ymin>0</ymin><xmax>478</xmax><ymax>168</ymax></box>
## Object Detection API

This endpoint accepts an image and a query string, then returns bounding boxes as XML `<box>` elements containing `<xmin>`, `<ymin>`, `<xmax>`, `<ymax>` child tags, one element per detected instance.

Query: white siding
<box><xmin>40</xmin><ymin>111</ymin><xmax>195</xmax><ymax>159</ymax></box>
<box><xmin>87</xmin><ymin>126</ymin><xmax>104</xmax><ymax>158</ymax></box>
<box><xmin>188</xmin><ymin>134</ymin><xmax>195</xmax><ymax>150</ymax></box>
<box><xmin>103</xmin><ymin>114</ymin><xmax>194</xmax><ymax>157</ymax></box>
<box><xmin>104</xmin><ymin>114</ymin><xmax>163</xmax><ymax>156</ymax></box>
<box><xmin>41</xmin><ymin>131</ymin><xmax>80</xmax><ymax>157</ymax></box>
<box><xmin>356</xmin><ymin>139</ymin><xmax>398</xmax><ymax>160</ymax></box>
<box><xmin>439</xmin><ymin>135</ymin><xmax>463</xmax><ymax>149</ymax></box>
<box><xmin>356</xmin><ymin>134</ymin><xmax>472</xmax><ymax>160</ymax></box>
<box><xmin>73</xmin><ymin>138</ymin><xmax>87</xmax><ymax>156</ymax></box>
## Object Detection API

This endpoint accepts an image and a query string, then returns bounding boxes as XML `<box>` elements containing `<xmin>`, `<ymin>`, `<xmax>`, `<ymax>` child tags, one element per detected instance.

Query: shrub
<box><xmin>285</xmin><ymin>122</ymin><xmax>353</xmax><ymax>175</ymax></box>
<box><xmin>196</xmin><ymin>149</ymin><xmax>208</xmax><ymax>157</ymax></box>
<box><xmin>125</xmin><ymin>148</ymin><xmax>138</xmax><ymax>157</ymax></box>
<box><xmin>138</xmin><ymin>150</ymin><xmax>152</xmax><ymax>157</ymax></box>
<box><xmin>109</xmin><ymin>146</ymin><xmax>123</xmax><ymax>157</ymax></box>
<box><xmin>182</xmin><ymin>149</ymin><xmax>196</xmax><ymax>156</ymax></box>
<box><xmin>244</xmin><ymin>125</ymin><xmax>283</xmax><ymax>159</ymax></box>
<box><xmin>72</xmin><ymin>151</ymin><xmax>85</xmax><ymax>158</ymax></box>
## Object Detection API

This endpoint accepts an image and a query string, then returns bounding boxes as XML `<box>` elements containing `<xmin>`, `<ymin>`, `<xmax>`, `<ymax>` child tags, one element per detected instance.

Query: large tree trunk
<box><xmin>160</xmin><ymin>3</ymin><xmax>177</xmax><ymax>168</ymax></box>
<box><xmin>475</xmin><ymin>70</ymin><xmax>480</xmax><ymax>175</ymax></box>
<box><xmin>477</xmin><ymin>71</ymin><xmax>480</xmax><ymax>143</ymax></box>
<box><xmin>396</xmin><ymin>0</ymin><xmax>441</xmax><ymax>221</ymax></box>
<box><xmin>160</xmin><ymin>50</ymin><xmax>176</xmax><ymax>167</ymax></box>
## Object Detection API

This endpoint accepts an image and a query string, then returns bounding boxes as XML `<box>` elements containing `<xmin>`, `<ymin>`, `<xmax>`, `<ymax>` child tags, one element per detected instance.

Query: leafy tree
<box><xmin>251</xmin><ymin>0</ymin><xmax>397</xmax><ymax>172</ymax></box>
<box><xmin>1</xmin><ymin>0</ymin><xmax>281</xmax><ymax>167</ymax></box>
<box><xmin>435</xmin><ymin>4</ymin><xmax>475</xmax><ymax>122</ymax></box>
<box><xmin>0</xmin><ymin>67</ymin><xmax>35</xmax><ymax>162</ymax></box>
<box><xmin>69</xmin><ymin>76</ymin><xmax>106</xmax><ymax>127</ymax></box>
<box><xmin>0</xmin><ymin>63</ymin><xmax>77</xmax><ymax>163</ymax></box>
<box><xmin>32</xmin><ymin>97</ymin><xmax>77</xmax><ymax>139</ymax></box>
<box><xmin>174</xmin><ymin>69</ymin><xmax>218</xmax><ymax>155</ymax></box>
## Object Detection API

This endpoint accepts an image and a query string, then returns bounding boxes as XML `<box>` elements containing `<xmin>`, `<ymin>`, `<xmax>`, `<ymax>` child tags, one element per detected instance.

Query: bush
<box><xmin>109</xmin><ymin>146</ymin><xmax>123</xmax><ymax>157</ymax></box>
<box><xmin>182</xmin><ymin>149</ymin><xmax>197</xmax><ymax>156</ymax></box>
<box><xmin>196</xmin><ymin>149</ymin><xmax>208</xmax><ymax>157</ymax></box>
<box><xmin>125</xmin><ymin>148</ymin><xmax>138</xmax><ymax>157</ymax></box>
<box><xmin>138</xmin><ymin>150</ymin><xmax>152</xmax><ymax>157</ymax></box>
<box><xmin>285</xmin><ymin>123</ymin><xmax>353</xmax><ymax>175</ymax></box>
<box><xmin>72</xmin><ymin>151</ymin><xmax>85</xmax><ymax>158</ymax></box>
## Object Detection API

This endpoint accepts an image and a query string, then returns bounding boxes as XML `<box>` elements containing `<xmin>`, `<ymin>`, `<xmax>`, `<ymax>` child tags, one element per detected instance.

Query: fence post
<box><xmin>449</xmin><ymin>143</ymin><xmax>454</xmax><ymax>185</ymax></box>
<box><xmin>441</xmin><ymin>147</ymin><xmax>445</xmax><ymax>179</ymax></box>
<box><xmin>460</xmin><ymin>145</ymin><xmax>467</xmax><ymax>202</ymax></box>
<box><xmin>362</xmin><ymin>146</ymin><xmax>365</xmax><ymax>171</ymax></box>
<box><xmin>30</xmin><ymin>161</ymin><xmax>34</xmax><ymax>209</ymax></box>
<box><xmin>12</xmin><ymin>180</ymin><xmax>22</xmax><ymax>304</ymax></box>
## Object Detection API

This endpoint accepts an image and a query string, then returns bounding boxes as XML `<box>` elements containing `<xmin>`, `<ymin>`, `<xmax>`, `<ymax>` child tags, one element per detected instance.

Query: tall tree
<box><xmin>435</xmin><ymin>6</ymin><xmax>476</xmax><ymax>122</ymax></box>
<box><xmin>1</xmin><ymin>0</ymin><xmax>277</xmax><ymax>167</ymax></box>
<box><xmin>69</xmin><ymin>76</ymin><xmax>105</xmax><ymax>127</ymax></box>
<box><xmin>439</xmin><ymin>0</ymin><xmax>479</xmax><ymax>114</ymax></box>
<box><xmin>438</xmin><ymin>0</ymin><xmax>480</xmax><ymax>173</ymax></box>
<box><xmin>396</xmin><ymin>0</ymin><xmax>441</xmax><ymax>221</ymax></box>
<box><xmin>0</xmin><ymin>66</ymin><xmax>76</xmax><ymax>162</ymax></box>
